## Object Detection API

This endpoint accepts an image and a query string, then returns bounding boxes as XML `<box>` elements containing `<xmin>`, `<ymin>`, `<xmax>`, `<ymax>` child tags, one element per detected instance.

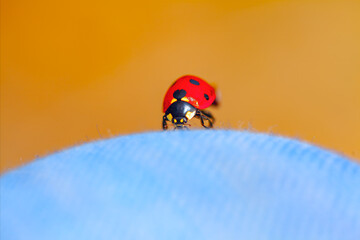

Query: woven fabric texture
<box><xmin>1</xmin><ymin>130</ymin><xmax>360</xmax><ymax>240</ymax></box>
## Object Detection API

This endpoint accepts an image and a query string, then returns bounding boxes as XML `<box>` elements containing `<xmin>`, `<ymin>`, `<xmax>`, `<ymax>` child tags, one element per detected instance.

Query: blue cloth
<box><xmin>1</xmin><ymin>130</ymin><xmax>360</xmax><ymax>240</ymax></box>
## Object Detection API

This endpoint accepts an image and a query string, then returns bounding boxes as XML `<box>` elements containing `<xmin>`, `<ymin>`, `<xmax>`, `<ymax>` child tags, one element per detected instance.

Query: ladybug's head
<box><xmin>165</xmin><ymin>100</ymin><xmax>197</xmax><ymax>128</ymax></box>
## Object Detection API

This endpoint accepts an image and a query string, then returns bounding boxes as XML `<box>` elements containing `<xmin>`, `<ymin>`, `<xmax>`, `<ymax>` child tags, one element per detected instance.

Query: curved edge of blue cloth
<box><xmin>1</xmin><ymin>130</ymin><xmax>360</xmax><ymax>240</ymax></box>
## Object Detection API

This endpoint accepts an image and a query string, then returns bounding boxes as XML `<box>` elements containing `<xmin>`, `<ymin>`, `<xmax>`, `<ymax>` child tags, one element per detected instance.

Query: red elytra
<box><xmin>163</xmin><ymin>75</ymin><xmax>216</xmax><ymax>113</ymax></box>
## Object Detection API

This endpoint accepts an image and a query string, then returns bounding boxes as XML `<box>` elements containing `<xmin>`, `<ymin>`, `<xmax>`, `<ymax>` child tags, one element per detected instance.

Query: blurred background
<box><xmin>1</xmin><ymin>0</ymin><xmax>359</xmax><ymax>172</ymax></box>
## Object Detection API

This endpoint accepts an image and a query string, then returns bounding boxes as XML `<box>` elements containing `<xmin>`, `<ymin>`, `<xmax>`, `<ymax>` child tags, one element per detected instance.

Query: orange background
<box><xmin>1</xmin><ymin>0</ymin><xmax>360</xmax><ymax>172</ymax></box>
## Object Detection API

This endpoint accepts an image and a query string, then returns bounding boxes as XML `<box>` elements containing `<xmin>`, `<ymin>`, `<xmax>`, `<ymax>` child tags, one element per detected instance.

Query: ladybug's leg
<box><xmin>196</xmin><ymin>110</ymin><xmax>214</xmax><ymax>129</ymax></box>
<box><xmin>162</xmin><ymin>115</ymin><xmax>169</xmax><ymax>130</ymax></box>
<box><xmin>200</xmin><ymin>110</ymin><xmax>215</xmax><ymax>124</ymax></box>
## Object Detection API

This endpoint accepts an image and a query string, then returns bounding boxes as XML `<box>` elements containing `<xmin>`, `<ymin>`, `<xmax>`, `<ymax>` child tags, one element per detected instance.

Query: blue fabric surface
<box><xmin>1</xmin><ymin>130</ymin><xmax>360</xmax><ymax>240</ymax></box>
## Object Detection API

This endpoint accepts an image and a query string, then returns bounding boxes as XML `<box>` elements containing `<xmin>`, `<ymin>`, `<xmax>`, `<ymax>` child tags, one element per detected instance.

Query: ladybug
<box><xmin>162</xmin><ymin>75</ymin><xmax>217</xmax><ymax>130</ymax></box>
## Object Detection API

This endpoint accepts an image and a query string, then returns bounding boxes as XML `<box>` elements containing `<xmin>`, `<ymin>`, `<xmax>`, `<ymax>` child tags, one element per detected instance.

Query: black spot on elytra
<box><xmin>189</xmin><ymin>79</ymin><xmax>200</xmax><ymax>85</ymax></box>
<box><xmin>204</xmin><ymin>94</ymin><xmax>209</xmax><ymax>100</ymax></box>
<box><xmin>173</xmin><ymin>89</ymin><xmax>187</xmax><ymax>100</ymax></box>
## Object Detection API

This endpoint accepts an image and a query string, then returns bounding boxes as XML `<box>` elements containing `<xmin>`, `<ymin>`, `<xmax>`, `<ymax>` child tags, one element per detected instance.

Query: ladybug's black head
<box><xmin>165</xmin><ymin>100</ymin><xmax>197</xmax><ymax>127</ymax></box>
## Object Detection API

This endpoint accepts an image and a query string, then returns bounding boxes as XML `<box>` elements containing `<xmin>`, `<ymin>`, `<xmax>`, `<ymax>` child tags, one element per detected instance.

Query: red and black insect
<box><xmin>162</xmin><ymin>75</ymin><xmax>217</xmax><ymax>130</ymax></box>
